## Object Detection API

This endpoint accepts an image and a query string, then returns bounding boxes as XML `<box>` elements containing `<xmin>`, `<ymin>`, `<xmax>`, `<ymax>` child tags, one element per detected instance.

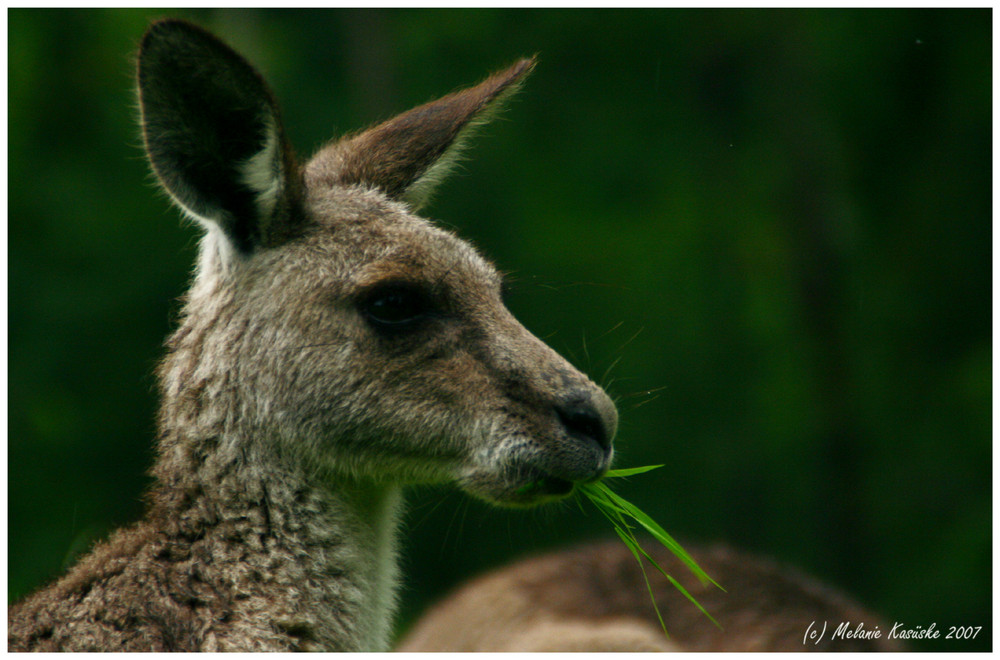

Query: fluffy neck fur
<box><xmin>147</xmin><ymin>421</ymin><xmax>404</xmax><ymax>652</ymax></box>
<box><xmin>143</xmin><ymin>263</ymin><xmax>404</xmax><ymax>652</ymax></box>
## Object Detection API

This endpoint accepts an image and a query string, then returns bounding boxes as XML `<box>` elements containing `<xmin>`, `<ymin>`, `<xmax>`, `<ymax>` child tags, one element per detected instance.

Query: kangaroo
<box><xmin>397</xmin><ymin>539</ymin><xmax>904</xmax><ymax>652</ymax></box>
<box><xmin>7</xmin><ymin>20</ymin><xmax>617</xmax><ymax>652</ymax></box>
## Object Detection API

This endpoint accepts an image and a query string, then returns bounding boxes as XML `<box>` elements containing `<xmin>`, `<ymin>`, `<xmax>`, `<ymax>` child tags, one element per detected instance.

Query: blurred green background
<box><xmin>8</xmin><ymin>8</ymin><xmax>990</xmax><ymax>650</ymax></box>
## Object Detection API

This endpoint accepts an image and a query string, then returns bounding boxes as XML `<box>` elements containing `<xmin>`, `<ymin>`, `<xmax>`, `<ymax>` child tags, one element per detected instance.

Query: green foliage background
<box><xmin>8</xmin><ymin>8</ymin><xmax>991</xmax><ymax>650</ymax></box>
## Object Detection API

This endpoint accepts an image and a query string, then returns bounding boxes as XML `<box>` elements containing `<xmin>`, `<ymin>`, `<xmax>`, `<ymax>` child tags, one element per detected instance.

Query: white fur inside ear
<box><xmin>400</xmin><ymin>120</ymin><xmax>476</xmax><ymax>211</ymax></box>
<box><xmin>195</xmin><ymin>221</ymin><xmax>239</xmax><ymax>283</ymax></box>
<box><xmin>239</xmin><ymin>115</ymin><xmax>283</xmax><ymax>219</ymax></box>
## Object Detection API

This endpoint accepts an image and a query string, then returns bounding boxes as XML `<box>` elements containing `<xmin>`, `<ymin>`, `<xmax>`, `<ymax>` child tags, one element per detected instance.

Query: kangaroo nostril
<box><xmin>555</xmin><ymin>396</ymin><xmax>612</xmax><ymax>452</ymax></box>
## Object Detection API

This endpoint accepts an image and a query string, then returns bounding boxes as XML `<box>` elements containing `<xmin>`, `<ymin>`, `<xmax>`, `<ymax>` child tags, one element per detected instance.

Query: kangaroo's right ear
<box><xmin>137</xmin><ymin>20</ymin><xmax>303</xmax><ymax>254</ymax></box>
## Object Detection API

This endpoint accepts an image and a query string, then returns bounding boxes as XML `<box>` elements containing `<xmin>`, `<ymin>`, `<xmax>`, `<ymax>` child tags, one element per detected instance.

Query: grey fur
<box><xmin>8</xmin><ymin>20</ymin><xmax>615</xmax><ymax>652</ymax></box>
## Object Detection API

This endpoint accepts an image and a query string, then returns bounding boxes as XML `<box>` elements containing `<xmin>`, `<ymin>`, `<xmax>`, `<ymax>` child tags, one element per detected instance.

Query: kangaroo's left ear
<box><xmin>307</xmin><ymin>57</ymin><xmax>536</xmax><ymax>211</ymax></box>
<box><xmin>137</xmin><ymin>19</ymin><xmax>303</xmax><ymax>253</ymax></box>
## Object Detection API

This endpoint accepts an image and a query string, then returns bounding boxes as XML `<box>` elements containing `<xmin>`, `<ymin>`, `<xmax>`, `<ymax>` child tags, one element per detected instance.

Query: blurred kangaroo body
<box><xmin>397</xmin><ymin>540</ymin><xmax>904</xmax><ymax>652</ymax></box>
<box><xmin>7</xmin><ymin>21</ymin><xmax>617</xmax><ymax>651</ymax></box>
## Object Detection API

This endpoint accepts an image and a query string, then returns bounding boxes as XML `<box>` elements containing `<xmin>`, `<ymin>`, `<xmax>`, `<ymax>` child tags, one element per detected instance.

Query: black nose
<box><xmin>555</xmin><ymin>394</ymin><xmax>612</xmax><ymax>453</ymax></box>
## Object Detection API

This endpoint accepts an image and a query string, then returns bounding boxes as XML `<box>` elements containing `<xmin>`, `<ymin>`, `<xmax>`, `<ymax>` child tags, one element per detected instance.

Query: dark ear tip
<box><xmin>501</xmin><ymin>56</ymin><xmax>538</xmax><ymax>86</ymax></box>
<box><xmin>144</xmin><ymin>18</ymin><xmax>207</xmax><ymax>38</ymax></box>
<box><xmin>469</xmin><ymin>56</ymin><xmax>536</xmax><ymax>109</ymax></box>
<box><xmin>142</xmin><ymin>18</ymin><xmax>185</xmax><ymax>44</ymax></box>
<box><xmin>140</xmin><ymin>19</ymin><xmax>220</xmax><ymax>57</ymax></box>
<box><xmin>517</xmin><ymin>55</ymin><xmax>540</xmax><ymax>75</ymax></box>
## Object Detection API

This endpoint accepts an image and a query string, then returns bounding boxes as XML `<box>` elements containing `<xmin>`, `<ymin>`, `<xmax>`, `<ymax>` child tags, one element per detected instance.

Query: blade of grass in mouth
<box><xmin>577</xmin><ymin>465</ymin><xmax>724</xmax><ymax>635</ymax></box>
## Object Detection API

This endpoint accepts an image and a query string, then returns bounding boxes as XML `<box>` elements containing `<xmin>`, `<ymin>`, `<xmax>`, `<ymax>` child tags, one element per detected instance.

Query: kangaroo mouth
<box><xmin>514</xmin><ymin>473</ymin><xmax>574</xmax><ymax>499</ymax></box>
<box><xmin>458</xmin><ymin>441</ymin><xmax>612</xmax><ymax>507</ymax></box>
<box><xmin>496</xmin><ymin>461</ymin><xmax>606</xmax><ymax>507</ymax></box>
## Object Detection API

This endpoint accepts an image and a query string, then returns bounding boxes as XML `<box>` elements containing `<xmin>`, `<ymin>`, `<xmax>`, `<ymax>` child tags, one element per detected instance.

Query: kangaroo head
<box><xmin>138</xmin><ymin>20</ymin><xmax>616</xmax><ymax>507</ymax></box>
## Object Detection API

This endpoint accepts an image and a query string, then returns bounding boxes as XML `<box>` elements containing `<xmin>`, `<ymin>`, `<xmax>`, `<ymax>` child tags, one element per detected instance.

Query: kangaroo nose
<box><xmin>555</xmin><ymin>391</ymin><xmax>616</xmax><ymax>453</ymax></box>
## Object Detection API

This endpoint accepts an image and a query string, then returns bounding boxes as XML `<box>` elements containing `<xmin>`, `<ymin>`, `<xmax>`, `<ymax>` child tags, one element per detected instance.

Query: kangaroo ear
<box><xmin>308</xmin><ymin>57</ymin><xmax>536</xmax><ymax>210</ymax></box>
<box><xmin>137</xmin><ymin>20</ymin><xmax>302</xmax><ymax>253</ymax></box>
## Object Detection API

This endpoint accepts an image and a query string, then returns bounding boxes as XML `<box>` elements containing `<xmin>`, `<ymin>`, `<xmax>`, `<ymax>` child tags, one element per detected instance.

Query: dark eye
<box><xmin>361</xmin><ymin>285</ymin><xmax>432</xmax><ymax>330</ymax></box>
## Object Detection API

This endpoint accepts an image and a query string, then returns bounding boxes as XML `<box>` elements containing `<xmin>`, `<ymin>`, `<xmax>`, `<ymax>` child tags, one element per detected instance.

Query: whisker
<box><xmin>598</xmin><ymin>320</ymin><xmax>625</xmax><ymax>339</ymax></box>
<box><xmin>630</xmin><ymin>393</ymin><xmax>662</xmax><ymax>410</ymax></box>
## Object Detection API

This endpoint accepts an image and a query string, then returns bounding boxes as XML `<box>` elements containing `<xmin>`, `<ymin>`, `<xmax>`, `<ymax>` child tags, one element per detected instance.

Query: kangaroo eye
<box><xmin>361</xmin><ymin>285</ymin><xmax>432</xmax><ymax>330</ymax></box>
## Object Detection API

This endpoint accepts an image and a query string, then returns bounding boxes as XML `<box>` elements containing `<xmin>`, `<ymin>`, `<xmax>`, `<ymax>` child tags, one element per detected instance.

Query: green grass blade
<box><xmin>584</xmin><ymin>486</ymin><xmax>672</xmax><ymax>636</ymax></box>
<box><xmin>664</xmin><ymin>573</ymin><xmax>722</xmax><ymax>629</ymax></box>
<box><xmin>613</xmin><ymin>526</ymin><xmax>669</xmax><ymax>635</ymax></box>
<box><xmin>577</xmin><ymin>466</ymin><xmax>726</xmax><ymax>636</ymax></box>
<box><xmin>594</xmin><ymin>484</ymin><xmax>720</xmax><ymax>589</ymax></box>
<box><xmin>629</xmin><ymin>539</ymin><xmax>723</xmax><ymax>630</ymax></box>
<box><xmin>603</xmin><ymin>464</ymin><xmax>665</xmax><ymax>478</ymax></box>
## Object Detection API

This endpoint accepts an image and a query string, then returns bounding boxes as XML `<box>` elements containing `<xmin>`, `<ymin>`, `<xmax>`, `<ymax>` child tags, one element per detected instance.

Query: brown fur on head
<box><xmin>139</xmin><ymin>19</ymin><xmax>615</xmax><ymax>509</ymax></box>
